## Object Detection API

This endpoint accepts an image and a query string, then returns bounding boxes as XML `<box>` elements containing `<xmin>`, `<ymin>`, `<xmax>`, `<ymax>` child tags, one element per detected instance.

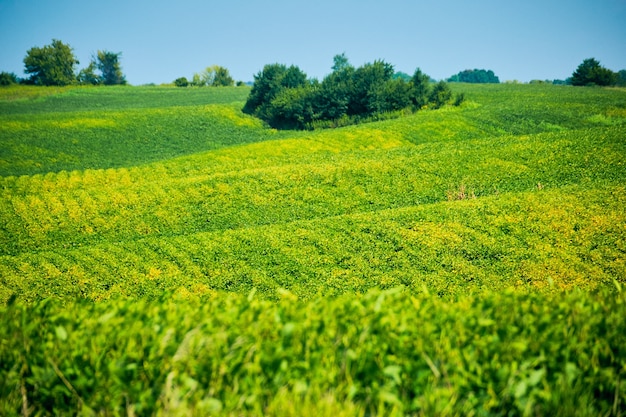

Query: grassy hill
<box><xmin>1</xmin><ymin>84</ymin><xmax>624</xmax><ymax>302</ymax></box>
<box><xmin>0</xmin><ymin>84</ymin><xmax>625</xmax><ymax>415</ymax></box>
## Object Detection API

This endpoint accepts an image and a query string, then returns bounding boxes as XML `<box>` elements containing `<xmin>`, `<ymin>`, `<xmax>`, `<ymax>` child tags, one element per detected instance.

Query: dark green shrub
<box><xmin>174</xmin><ymin>77</ymin><xmax>189</xmax><ymax>87</ymax></box>
<box><xmin>0</xmin><ymin>72</ymin><xmax>20</xmax><ymax>86</ymax></box>
<box><xmin>429</xmin><ymin>80</ymin><xmax>452</xmax><ymax>109</ymax></box>
<box><xmin>571</xmin><ymin>58</ymin><xmax>617</xmax><ymax>87</ymax></box>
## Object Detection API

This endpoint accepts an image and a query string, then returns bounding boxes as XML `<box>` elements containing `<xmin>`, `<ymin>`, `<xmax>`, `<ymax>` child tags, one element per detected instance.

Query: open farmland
<box><xmin>1</xmin><ymin>84</ymin><xmax>625</xmax><ymax>415</ymax></box>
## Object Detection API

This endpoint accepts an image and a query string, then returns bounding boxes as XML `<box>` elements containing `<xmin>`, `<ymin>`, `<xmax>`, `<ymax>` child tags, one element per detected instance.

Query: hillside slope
<box><xmin>1</xmin><ymin>84</ymin><xmax>625</xmax><ymax>416</ymax></box>
<box><xmin>0</xmin><ymin>84</ymin><xmax>625</xmax><ymax>302</ymax></box>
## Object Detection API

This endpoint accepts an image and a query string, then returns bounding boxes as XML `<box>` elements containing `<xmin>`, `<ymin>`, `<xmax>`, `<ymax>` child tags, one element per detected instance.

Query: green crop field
<box><xmin>1</xmin><ymin>83</ymin><xmax>625</xmax><ymax>415</ymax></box>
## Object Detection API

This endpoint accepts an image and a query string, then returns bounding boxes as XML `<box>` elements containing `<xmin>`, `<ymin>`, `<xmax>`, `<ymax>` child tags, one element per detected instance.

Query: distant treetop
<box><xmin>448</xmin><ymin>69</ymin><xmax>500</xmax><ymax>84</ymax></box>
<box><xmin>570</xmin><ymin>58</ymin><xmax>617</xmax><ymax>87</ymax></box>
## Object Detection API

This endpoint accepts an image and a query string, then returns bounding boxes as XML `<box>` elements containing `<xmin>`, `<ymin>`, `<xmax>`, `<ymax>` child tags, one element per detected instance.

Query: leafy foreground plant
<box><xmin>1</xmin><ymin>287</ymin><xmax>624</xmax><ymax>416</ymax></box>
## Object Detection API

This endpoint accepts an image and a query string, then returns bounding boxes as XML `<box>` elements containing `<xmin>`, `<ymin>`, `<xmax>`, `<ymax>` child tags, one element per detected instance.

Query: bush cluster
<box><xmin>0</xmin><ymin>72</ymin><xmax>20</xmax><ymax>86</ymax></box>
<box><xmin>243</xmin><ymin>56</ymin><xmax>460</xmax><ymax>130</ymax></box>
<box><xmin>447</xmin><ymin>69</ymin><xmax>500</xmax><ymax>83</ymax></box>
<box><xmin>570</xmin><ymin>58</ymin><xmax>620</xmax><ymax>87</ymax></box>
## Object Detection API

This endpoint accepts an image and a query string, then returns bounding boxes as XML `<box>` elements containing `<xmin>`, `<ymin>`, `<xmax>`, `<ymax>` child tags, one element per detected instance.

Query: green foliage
<box><xmin>448</xmin><ymin>69</ymin><xmax>500</xmax><ymax>83</ymax></box>
<box><xmin>428</xmin><ymin>80</ymin><xmax>452</xmax><ymax>109</ymax></box>
<box><xmin>346</xmin><ymin>60</ymin><xmax>396</xmax><ymax>116</ymax></box>
<box><xmin>453</xmin><ymin>92</ymin><xmax>466</xmax><ymax>106</ymax></box>
<box><xmin>77</xmin><ymin>61</ymin><xmax>100</xmax><ymax>85</ymax></box>
<box><xmin>200</xmin><ymin>65</ymin><xmax>235</xmax><ymax>87</ymax></box>
<box><xmin>314</xmin><ymin>65</ymin><xmax>353</xmax><ymax>120</ymax></box>
<box><xmin>571</xmin><ymin>58</ymin><xmax>617</xmax><ymax>86</ymax></box>
<box><xmin>191</xmin><ymin>72</ymin><xmax>204</xmax><ymax>87</ymax></box>
<box><xmin>392</xmin><ymin>71</ymin><xmax>411</xmax><ymax>82</ymax></box>
<box><xmin>264</xmin><ymin>85</ymin><xmax>316</xmax><ymax>129</ymax></box>
<box><xmin>368</xmin><ymin>78</ymin><xmax>412</xmax><ymax>114</ymax></box>
<box><xmin>95</xmin><ymin>50</ymin><xmax>126</xmax><ymax>85</ymax></box>
<box><xmin>0</xmin><ymin>72</ymin><xmax>20</xmax><ymax>86</ymax></box>
<box><xmin>332</xmin><ymin>53</ymin><xmax>351</xmax><ymax>72</ymax></box>
<box><xmin>1</xmin><ymin>288</ymin><xmax>624</xmax><ymax>416</ymax></box>
<box><xmin>23</xmin><ymin>39</ymin><xmax>79</xmax><ymax>86</ymax></box>
<box><xmin>174</xmin><ymin>76</ymin><xmax>189</xmax><ymax>87</ymax></box>
<box><xmin>242</xmin><ymin>63</ymin><xmax>308</xmax><ymax>118</ymax></box>
<box><xmin>410</xmin><ymin>68</ymin><xmax>431</xmax><ymax>108</ymax></box>
<box><xmin>213</xmin><ymin>66</ymin><xmax>235</xmax><ymax>87</ymax></box>
<box><xmin>244</xmin><ymin>57</ymin><xmax>456</xmax><ymax>130</ymax></box>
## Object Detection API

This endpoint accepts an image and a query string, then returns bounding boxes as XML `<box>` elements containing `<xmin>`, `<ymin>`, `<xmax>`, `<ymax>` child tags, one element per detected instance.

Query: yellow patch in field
<box><xmin>0</xmin><ymin>121</ymin><xmax>31</xmax><ymax>131</ymax></box>
<box><xmin>606</xmin><ymin>107</ymin><xmax>626</xmax><ymax>118</ymax></box>
<box><xmin>402</xmin><ymin>221</ymin><xmax>464</xmax><ymax>248</ymax></box>
<box><xmin>311</xmin><ymin>127</ymin><xmax>406</xmax><ymax>152</ymax></box>
<box><xmin>52</xmin><ymin>118</ymin><xmax>117</xmax><ymax>129</ymax></box>
<box><xmin>0</xmin><ymin>118</ymin><xmax>116</xmax><ymax>131</ymax></box>
<box><xmin>148</xmin><ymin>267</ymin><xmax>162</xmax><ymax>279</ymax></box>
<box><xmin>205</xmin><ymin>104</ymin><xmax>263</xmax><ymax>128</ymax></box>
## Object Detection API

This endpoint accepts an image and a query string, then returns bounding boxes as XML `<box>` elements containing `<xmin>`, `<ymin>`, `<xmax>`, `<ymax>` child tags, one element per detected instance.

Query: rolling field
<box><xmin>1</xmin><ymin>84</ymin><xmax>625</xmax><ymax>415</ymax></box>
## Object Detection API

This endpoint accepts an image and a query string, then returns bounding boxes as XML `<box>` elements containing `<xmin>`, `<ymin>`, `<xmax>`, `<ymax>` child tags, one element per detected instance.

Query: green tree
<box><xmin>571</xmin><ymin>58</ymin><xmax>617</xmax><ymax>86</ymax></box>
<box><xmin>194</xmin><ymin>66</ymin><xmax>234</xmax><ymax>87</ymax></box>
<box><xmin>191</xmin><ymin>73</ymin><xmax>205</xmax><ymax>87</ymax></box>
<box><xmin>311</xmin><ymin>55</ymin><xmax>355</xmax><ymax>121</ymax></box>
<box><xmin>96</xmin><ymin>51</ymin><xmax>126</xmax><ymax>85</ymax></box>
<box><xmin>410</xmin><ymin>68</ymin><xmax>431</xmax><ymax>108</ymax></box>
<box><xmin>266</xmin><ymin>85</ymin><xmax>315</xmax><ymax>129</ymax></box>
<box><xmin>348</xmin><ymin>60</ymin><xmax>394</xmax><ymax>116</ymax></box>
<box><xmin>429</xmin><ymin>80</ymin><xmax>452</xmax><ymax>109</ymax></box>
<box><xmin>212</xmin><ymin>66</ymin><xmax>234</xmax><ymax>87</ymax></box>
<box><xmin>617</xmin><ymin>70</ymin><xmax>626</xmax><ymax>87</ymax></box>
<box><xmin>393</xmin><ymin>71</ymin><xmax>412</xmax><ymax>82</ymax></box>
<box><xmin>243</xmin><ymin>64</ymin><xmax>307</xmax><ymax>117</ymax></box>
<box><xmin>332</xmin><ymin>53</ymin><xmax>351</xmax><ymax>72</ymax></box>
<box><xmin>78</xmin><ymin>61</ymin><xmax>100</xmax><ymax>85</ymax></box>
<box><xmin>0</xmin><ymin>71</ymin><xmax>20</xmax><ymax>86</ymax></box>
<box><xmin>23</xmin><ymin>39</ymin><xmax>79</xmax><ymax>86</ymax></box>
<box><xmin>368</xmin><ymin>78</ymin><xmax>412</xmax><ymax>114</ymax></box>
<box><xmin>314</xmin><ymin>71</ymin><xmax>351</xmax><ymax>121</ymax></box>
<box><xmin>174</xmin><ymin>77</ymin><xmax>189</xmax><ymax>87</ymax></box>
<box><xmin>243</xmin><ymin>56</ymin><xmax>455</xmax><ymax>130</ymax></box>
<box><xmin>448</xmin><ymin>69</ymin><xmax>499</xmax><ymax>83</ymax></box>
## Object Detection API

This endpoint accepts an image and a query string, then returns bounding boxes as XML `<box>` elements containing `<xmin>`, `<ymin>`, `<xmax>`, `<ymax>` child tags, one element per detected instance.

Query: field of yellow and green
<box><xmin>1</xmin><ymin>83</ymin><xmax>625</xmax><ymax>415</ymax></box>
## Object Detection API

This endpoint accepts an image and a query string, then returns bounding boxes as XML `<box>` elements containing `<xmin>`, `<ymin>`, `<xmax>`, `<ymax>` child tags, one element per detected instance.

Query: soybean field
<box><xmin>0</xmin><ymin>83</ymin><xmax>625</xmax><ymax>416</ymax></box>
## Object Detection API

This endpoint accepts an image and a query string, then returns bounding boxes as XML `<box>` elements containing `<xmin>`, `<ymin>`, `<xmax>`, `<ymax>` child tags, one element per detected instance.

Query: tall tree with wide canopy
<box><xmin>23</xmin><ymin>39</ymin><xmax>79</xmax><ymax>86</ymax></box>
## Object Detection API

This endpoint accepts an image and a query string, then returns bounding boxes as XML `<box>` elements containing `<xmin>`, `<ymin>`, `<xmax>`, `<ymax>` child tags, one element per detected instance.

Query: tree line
<box><xmin>1</xmin><ymin>42</ymin><xmax>624</xmax><ymax>92</ymax></box>
<box><xmin>447</xmin><ymin>69</ymin><xmax>500</xmax><ymax>84</ymax></box>
<box><xmin>445</xmin><ymin>59</ymin><xmax>626</xmax><ymax>86</ymax></box>
<box><xmin>243</xmin><ymin>54</ymin><xmax>464</xmax><ymax>130</ymax></box>
<box><xmin>173</xmin><ymin>66</ymin><xmax>241</xmax><ymax>88</ymax></box>
<box><xmin>0</xmin><ymin>39</ymin><xmax>126</xmax><ymax>86</ymax></box>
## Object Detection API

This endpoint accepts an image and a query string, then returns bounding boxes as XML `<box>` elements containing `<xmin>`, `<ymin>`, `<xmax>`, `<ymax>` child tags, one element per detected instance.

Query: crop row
<box><xmin>2</xmin><ymin>184</ymin><xmax>624</xmax><ymax>303</ymax></box>
<box><xmin>1</xmin><ymin>125</ymin><xmax>624</xmax><ymax>255</ymax></box>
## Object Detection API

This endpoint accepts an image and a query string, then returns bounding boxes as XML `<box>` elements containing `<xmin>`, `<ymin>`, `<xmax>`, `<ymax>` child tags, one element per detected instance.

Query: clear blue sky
<box><xmin>1</xmin><ymin>0</ymin><xmax>625</xmax><ymax>85</ymax></box>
